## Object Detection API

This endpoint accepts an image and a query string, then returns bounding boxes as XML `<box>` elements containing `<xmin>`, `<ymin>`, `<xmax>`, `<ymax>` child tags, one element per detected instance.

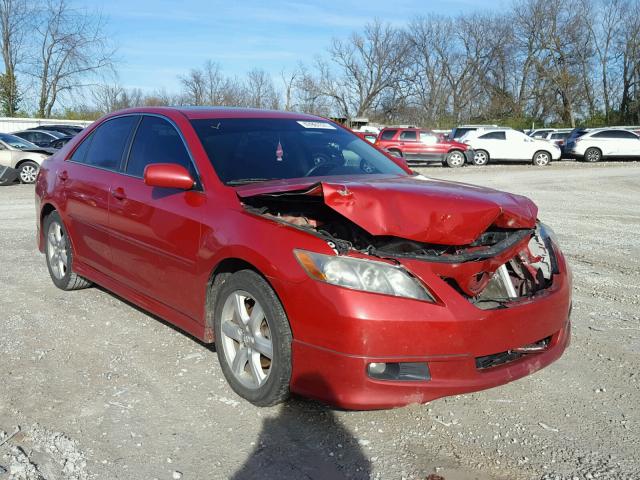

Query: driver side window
<box><xmin>125</xmin><ymin>116</ymin><xmax>196</xmax><ymax>180</ymax></box>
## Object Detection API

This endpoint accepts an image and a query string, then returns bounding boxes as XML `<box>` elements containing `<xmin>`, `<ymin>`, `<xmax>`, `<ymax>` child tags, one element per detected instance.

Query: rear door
<box><xmin>61</xmin><ymin>115</ymin><xmax>139</xmax><ymax>274</ymax></box>
<box><xmin>590</xmin><ymin>131</ymin><xmax>616</xmax><ymax>156</ymax></box>
<box><xmin>415</xmin><ymin>131</ymin><xmax>445</xmax><ymax>161</ymax></box>
<box><xmin>475</xmin><ymin>131</ymin><xmax>508</xmax><ymax>159</ymax></box>
<box><xmin>108</xmin><ymin>115</ymin><xmax>205</xmax><ymax>319</ymax></box>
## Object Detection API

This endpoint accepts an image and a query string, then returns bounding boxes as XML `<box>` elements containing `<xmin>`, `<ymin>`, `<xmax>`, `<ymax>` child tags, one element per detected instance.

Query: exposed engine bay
<box><xmin>241</xmin><ymin>183</ymin><xmax>558</xmax><ymax>309</ymax></box>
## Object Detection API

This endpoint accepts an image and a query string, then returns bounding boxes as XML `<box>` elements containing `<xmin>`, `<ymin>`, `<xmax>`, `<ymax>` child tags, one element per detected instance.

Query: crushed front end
<box><xmin>238</xmin><ymin>178</ymin><xmax>572</xmax><ymax>409</ymax></box>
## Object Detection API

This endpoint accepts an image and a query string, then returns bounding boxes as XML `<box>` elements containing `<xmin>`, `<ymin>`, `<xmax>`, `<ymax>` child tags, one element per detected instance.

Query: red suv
<box><xmin>375</xmin><ymin>128</ymin><xmax>473</xmax><ymax>167</ymax></box>
<box><xmin>35</xmin><ymin>108</ymin><xmax>571</xmax><ymax>410</ymax></box>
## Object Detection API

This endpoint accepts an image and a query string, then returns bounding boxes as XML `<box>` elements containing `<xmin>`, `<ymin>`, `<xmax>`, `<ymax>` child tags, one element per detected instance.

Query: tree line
<box><xmin>2</xmin><ymin>0</ymin><xmax>640</xmax><ymax>128</ymax></box>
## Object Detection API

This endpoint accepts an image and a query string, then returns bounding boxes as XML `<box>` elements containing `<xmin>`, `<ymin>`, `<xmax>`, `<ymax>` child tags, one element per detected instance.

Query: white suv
<box><xmin>564</xmin><ymin>128</ymin><xmax>640</xmax><ymax>162</ymax></box>
<box><xmin>463</xmin><ymin>129</ymin><xmax>561</xmax><ymax>166</ymax></box>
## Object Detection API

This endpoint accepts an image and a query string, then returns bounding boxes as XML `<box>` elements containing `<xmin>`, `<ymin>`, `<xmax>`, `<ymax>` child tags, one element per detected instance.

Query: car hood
<box><xmin>21</xmin><ymin>147</ymin><xmax>54</xmax><ymax>155</ymax></box>
<box><xmin>236</xmin><ymin>175</ymin><xmax>538</xmax><ymax>245</ymax></box>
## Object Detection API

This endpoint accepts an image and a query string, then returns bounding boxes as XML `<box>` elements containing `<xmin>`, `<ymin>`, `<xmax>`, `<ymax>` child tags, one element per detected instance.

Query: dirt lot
<box><xmin>1</xmin><ymin>161</ymin><xmax>639</xmax><ymax>480</ymax></box>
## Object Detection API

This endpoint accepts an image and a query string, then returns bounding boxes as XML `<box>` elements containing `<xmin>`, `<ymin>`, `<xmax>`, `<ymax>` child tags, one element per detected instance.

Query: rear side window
<box><xmin>551</xmin><ymin>132</ymin><xmax>569</xmax><ymax>139</ymax></box>
<box><xmin>126</xmin><ymin>116</ymin><xmax>193</xmax><ymax>178</ymax></box>
<box><xmin>610</xmin><ymin>130</ymin><xmax>638</xmax><ymax>139</ymax></box>
<box><xmin>592</xmin><ymin>131</ymin><xmax>615</xmax><ymax>139</ymax></box>
<box><xmin>399</xmin><ymin>131</ymin><xmax>417</xmax><ymax>141</ymax></box>
<box><xmin>479</xmin><ymin>131</ymin><xmax>506</xmax><ymax>140</ymax></box>
<box><xmin>81</xmin><ymin>116</ymin><xmax>138</xmax><ymax>170</ymax></box>
<box><xmin>70</xmin><ymin>133</ymin><xmax>93</xmax><ymax>162</ymax></box>
<box><xmin>18</xmin><ymin>132</ymin><xmax>36</xmax><ymax>142</ymax></box>
<box><xmin>380</xmin><ymin>129</ymin><xmax>397</xmax><ymax>140</ymax></box>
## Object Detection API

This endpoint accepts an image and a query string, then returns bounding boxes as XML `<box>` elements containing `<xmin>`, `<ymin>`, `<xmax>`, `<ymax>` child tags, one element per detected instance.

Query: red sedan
<box><xmin>375</xmin><ymin>127</ymin><xmax>473</xmax><ymax>167</ymax></box>
<box><xmin>35</xmin><ymin>108</ymin><xmax>571</xmax><ymax>410</ymax></box>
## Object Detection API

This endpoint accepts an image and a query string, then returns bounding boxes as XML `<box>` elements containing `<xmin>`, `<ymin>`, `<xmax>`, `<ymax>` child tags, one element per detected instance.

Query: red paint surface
<box><xmin>35</xmin><ymin>107</ymin><xmax>571</xmax><ymax>410</ymax></box>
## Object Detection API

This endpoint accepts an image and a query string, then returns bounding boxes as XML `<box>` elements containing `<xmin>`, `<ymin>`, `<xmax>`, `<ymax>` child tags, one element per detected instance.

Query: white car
<box><xmin>0</xmin><ymin>133</ymin><xmax>52</xmax><ymax>183</ymax></box>
<box><xmin>464</xmin><ymin>129</ymin><xmax>561</xmax><ymax>166</ymax></box>
<box><xmin>564</xmin><ymin>128</ymin><xmax>640</xmax><ymax>162</ymax></box>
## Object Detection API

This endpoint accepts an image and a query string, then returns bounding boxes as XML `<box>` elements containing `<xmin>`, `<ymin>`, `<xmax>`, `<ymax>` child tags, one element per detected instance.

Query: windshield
<box><xmin>191</xmin><ymin>118</ymin><xmax>407</xmax><ymax>184</ymax></box>
<box><xmin>0</xmin><ymin>133</ymin><xmax>39</xmax><ymax>149</ymax></box>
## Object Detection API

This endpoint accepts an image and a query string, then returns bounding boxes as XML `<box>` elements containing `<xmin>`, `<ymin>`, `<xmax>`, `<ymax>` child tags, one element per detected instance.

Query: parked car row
<box><xmin>0</xmin><ymin>124</ymin><xmax>85</xmax><ymax>184</ymax></box>
<box><xmin>354</xmin><ymin>123</ymin><xmax>640</xmax><ymax>168</ymax></box>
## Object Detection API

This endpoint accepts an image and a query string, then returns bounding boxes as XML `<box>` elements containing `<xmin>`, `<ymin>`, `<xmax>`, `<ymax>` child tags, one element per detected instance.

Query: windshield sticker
<box><xmin>297</xmin><ymin>121</ymin><xmax>336</xmax><ymax>130</ymax></box>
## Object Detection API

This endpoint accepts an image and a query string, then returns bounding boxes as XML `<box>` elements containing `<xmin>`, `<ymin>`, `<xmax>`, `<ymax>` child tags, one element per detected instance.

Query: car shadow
<box><xmin>230</xmin><ymin>374</ymin><xmax>372</xmax><ymax>480</ymax></box>
<box><xmin>93</xmin><ymin>284</ymin><xmax>217</xmax><ymax>353</ymax></box>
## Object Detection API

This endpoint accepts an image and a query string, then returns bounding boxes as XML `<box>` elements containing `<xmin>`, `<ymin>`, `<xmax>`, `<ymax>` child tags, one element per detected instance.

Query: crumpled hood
<box><xmin>237</xmin><ymin>175</ymin><xmax>538</xmax><ymax>245</ymax></box>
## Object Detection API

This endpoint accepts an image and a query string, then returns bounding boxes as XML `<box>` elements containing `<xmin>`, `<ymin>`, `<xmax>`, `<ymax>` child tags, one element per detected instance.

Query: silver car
<box><xmin>0</xmin><ymin>133</ymin><xmax>52</xmax><ymax>184</ymax></box>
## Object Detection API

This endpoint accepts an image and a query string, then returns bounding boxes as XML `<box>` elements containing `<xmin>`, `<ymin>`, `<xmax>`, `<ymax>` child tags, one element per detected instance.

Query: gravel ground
<box><xmin>0</xmin><ymin>161</ymin><xmax>639</xmax><ymax>480</ymax></box>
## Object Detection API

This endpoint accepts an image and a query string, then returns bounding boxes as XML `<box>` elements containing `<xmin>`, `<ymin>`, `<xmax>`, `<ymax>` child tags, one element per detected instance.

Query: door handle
<box><xmin>111</xmin><ymin>187</ymin><xmax>126</xmax><ymax>201</ymax></box>
<box><xmin>57</xmin><ymin>170</ymin><xmax>68</xmax><ymax>182</ymax></box>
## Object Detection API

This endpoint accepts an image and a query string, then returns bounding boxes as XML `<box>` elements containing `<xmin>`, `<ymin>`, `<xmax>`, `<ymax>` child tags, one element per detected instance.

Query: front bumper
<box><xmin>0</xmin><ymin>166</ymin><xmax>18</xmax><ymax>185</ymax></box>
<box><xmin>281</xmin><ymin>251</ymin><xmax>572</xmax><ymax>410</ymax></box>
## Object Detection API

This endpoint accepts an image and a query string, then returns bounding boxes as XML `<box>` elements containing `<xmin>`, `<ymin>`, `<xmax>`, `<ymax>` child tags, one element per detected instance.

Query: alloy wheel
<box><xmin>448</xmin><ymin>151</ymin><xmax>464</xmax><ymax>167</ymax></box>
<box><xmin>20</xmin><ymin>164</ymin><xmax>38</xmax><ymax>183</ymax></box>
<box><xmin>220</xmin><ymin>291</ymin><xmax>273</xmax><ymax>389</ymax></box>
<box><xmin>534</xmin><ymin>152</ymin><xmax>550</xmax><ymax>166</ymax></box>
<box><xmin>473</xmin><ymin>151</ymin><xmax>488</xmax><ymax>165</ymax></box>
<box><xmin>47</xmin><ymin>221</ymin><xmax>68</xmax><ymax>280</ymax></box>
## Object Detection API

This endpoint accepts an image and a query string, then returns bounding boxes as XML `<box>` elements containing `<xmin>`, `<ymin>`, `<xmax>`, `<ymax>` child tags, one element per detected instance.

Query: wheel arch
<box><xmin>204</xmin><ymin>255</ymin><xmax>288</xmax><ymax>343</ymax></box>
<box><xmin>38</xmin><ymin>202</ymin><xmax>58</xmax><ymax>251</ymax></box>
<box><xmin>15</xmin><ymin>158</ymin><xmax>41</xmax><ymax>169</ymax></box>
<box><xmin>533</xmin><ymin>149</ymin><xmax>553</xmax><ymax>162</ymax></box>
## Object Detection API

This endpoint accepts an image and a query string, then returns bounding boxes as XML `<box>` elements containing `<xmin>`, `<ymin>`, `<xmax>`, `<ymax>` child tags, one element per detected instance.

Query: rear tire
<box><xmin>18</xmin><ymin>161</ymin><xmax>39</xmax><ymax>184</ymax></box>
<box><xmin>445</xmin><ymin>150</ymin><xmax>465</xmax><ymax>168</ymax></box>
<box><xmin>472</xmin><ymin>150</ymin><xmax>489</xmax><ymax>166</ymax></box>
<box><xmin>584</xmin><ymin>147</ymin><xmax>602</xmax><ymax>163</ymax></box>
<box><xmin>214</xmin><ymin>270</ymin><xmax>292</xmax><ymax>407</ymax></box>
<box><xmin>44</xmin><ymin>211</ymin><xmax>92</xmax><ymax>290</ymax></box>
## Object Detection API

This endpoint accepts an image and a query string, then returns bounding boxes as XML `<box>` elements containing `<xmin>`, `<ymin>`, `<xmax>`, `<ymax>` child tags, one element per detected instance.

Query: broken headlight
<box><xmin>294</xmin><ymin>250</ymin><xmax>434</xmax><ymax>302</ymax></box>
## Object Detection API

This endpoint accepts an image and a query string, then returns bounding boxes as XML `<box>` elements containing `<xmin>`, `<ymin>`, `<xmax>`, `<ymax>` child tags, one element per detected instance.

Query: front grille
<box><xmin>475</xmin><ymin>336</ymin><xmax>551</xmax><ymax>370</ymax></box>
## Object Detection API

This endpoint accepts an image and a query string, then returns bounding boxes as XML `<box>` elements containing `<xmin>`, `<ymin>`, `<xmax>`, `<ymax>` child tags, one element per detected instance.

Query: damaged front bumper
<box><xmin>283</xmin><ymin>240</ymin><xmax>572</xmax><ymax>410</ymax></box>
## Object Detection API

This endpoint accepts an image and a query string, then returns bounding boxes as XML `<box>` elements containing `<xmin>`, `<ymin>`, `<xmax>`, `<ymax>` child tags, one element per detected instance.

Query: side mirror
<box><xmin>144</xmin><ymin>163</ymin><xmax>194</xmax><ymax>190</ymax></box>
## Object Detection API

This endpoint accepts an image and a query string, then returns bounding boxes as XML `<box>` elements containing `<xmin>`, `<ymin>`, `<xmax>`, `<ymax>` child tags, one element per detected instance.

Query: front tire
<box><xmin>44</xmin><ymin>211</ymin><xmax>92</xmax><ymax>290</ymax></box>
<box><xmin>445</xmin><ymin>150</ymin><xmax>465</xmax><ymax>168</ymax></box>
<box><xmin>214</xmin><ymin>270</ymin><xmax>292</xmax><ymax>407</ymax></box>
<box><xmin>472</xmin><ymin>150</ymin><xmax>489</xmax><ymax>166</ymax></box>
<box><xmin>18</xmin><ymin>161</ymin><xmax>39</xmax><ymax>184</ymax></box>
<box><xmin>584</xmin><ymin>147</ymin><xmax>602</xmax><ymax>163</ymax></box>
<box><xmin>532</xmin><ymin>150</ymin><xmax>551</xmax><ymax>166</ymax></box>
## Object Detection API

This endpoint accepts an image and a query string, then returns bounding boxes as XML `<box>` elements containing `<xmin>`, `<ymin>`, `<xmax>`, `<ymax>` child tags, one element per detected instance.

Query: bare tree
<box><xmin>245</xmin><ymin>68</ymin><xmax>279</xmax><ymax>109</ymax></box>
<box><xmin>32</xmin><ymin>0</ymin><xmax>114</xmax><ymax>117</ymax></box>
<box><xmin>0</xmin><ymin>0</ymin><xmax>31</xmax><ymax>115</ymax></box>
<box><xmin>326</xmin><ymin>20</ymin><xmax>410</xmax><ymax>117</ymax></box>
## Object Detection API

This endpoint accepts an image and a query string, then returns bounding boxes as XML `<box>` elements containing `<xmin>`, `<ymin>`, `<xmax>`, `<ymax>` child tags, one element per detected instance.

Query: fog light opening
<box><xmin>367</xmin><ymin>362</ymin><xmax>430</xmax><ymax>381</ymax></box>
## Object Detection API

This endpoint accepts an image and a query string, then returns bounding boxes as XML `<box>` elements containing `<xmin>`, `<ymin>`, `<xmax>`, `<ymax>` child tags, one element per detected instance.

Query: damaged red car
<box><xmin>35</xmin><ymin>108</ymin><xmax>572</xmax><ymax>410</ymax></box>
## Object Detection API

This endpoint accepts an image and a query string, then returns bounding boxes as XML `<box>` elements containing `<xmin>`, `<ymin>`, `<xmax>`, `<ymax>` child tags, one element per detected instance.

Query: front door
<box><xmin>108</xmin><ymin>115</ymin><xmax>205</xmax><ymax>319</ymax></box>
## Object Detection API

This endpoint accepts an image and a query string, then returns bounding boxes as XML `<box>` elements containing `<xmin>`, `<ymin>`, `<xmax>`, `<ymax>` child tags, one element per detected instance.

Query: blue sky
<box><xmin>90</xmin><ymin>0</ymin><xmax>500</xmax><ymax>92</ymax></box>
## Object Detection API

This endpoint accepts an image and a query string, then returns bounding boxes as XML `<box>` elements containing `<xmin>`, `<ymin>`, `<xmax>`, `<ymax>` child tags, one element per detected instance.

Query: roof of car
<box><xmin>108</xmin><ymin>106</ymin><xmax>323</xmax><ymax>121</ymax></box>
